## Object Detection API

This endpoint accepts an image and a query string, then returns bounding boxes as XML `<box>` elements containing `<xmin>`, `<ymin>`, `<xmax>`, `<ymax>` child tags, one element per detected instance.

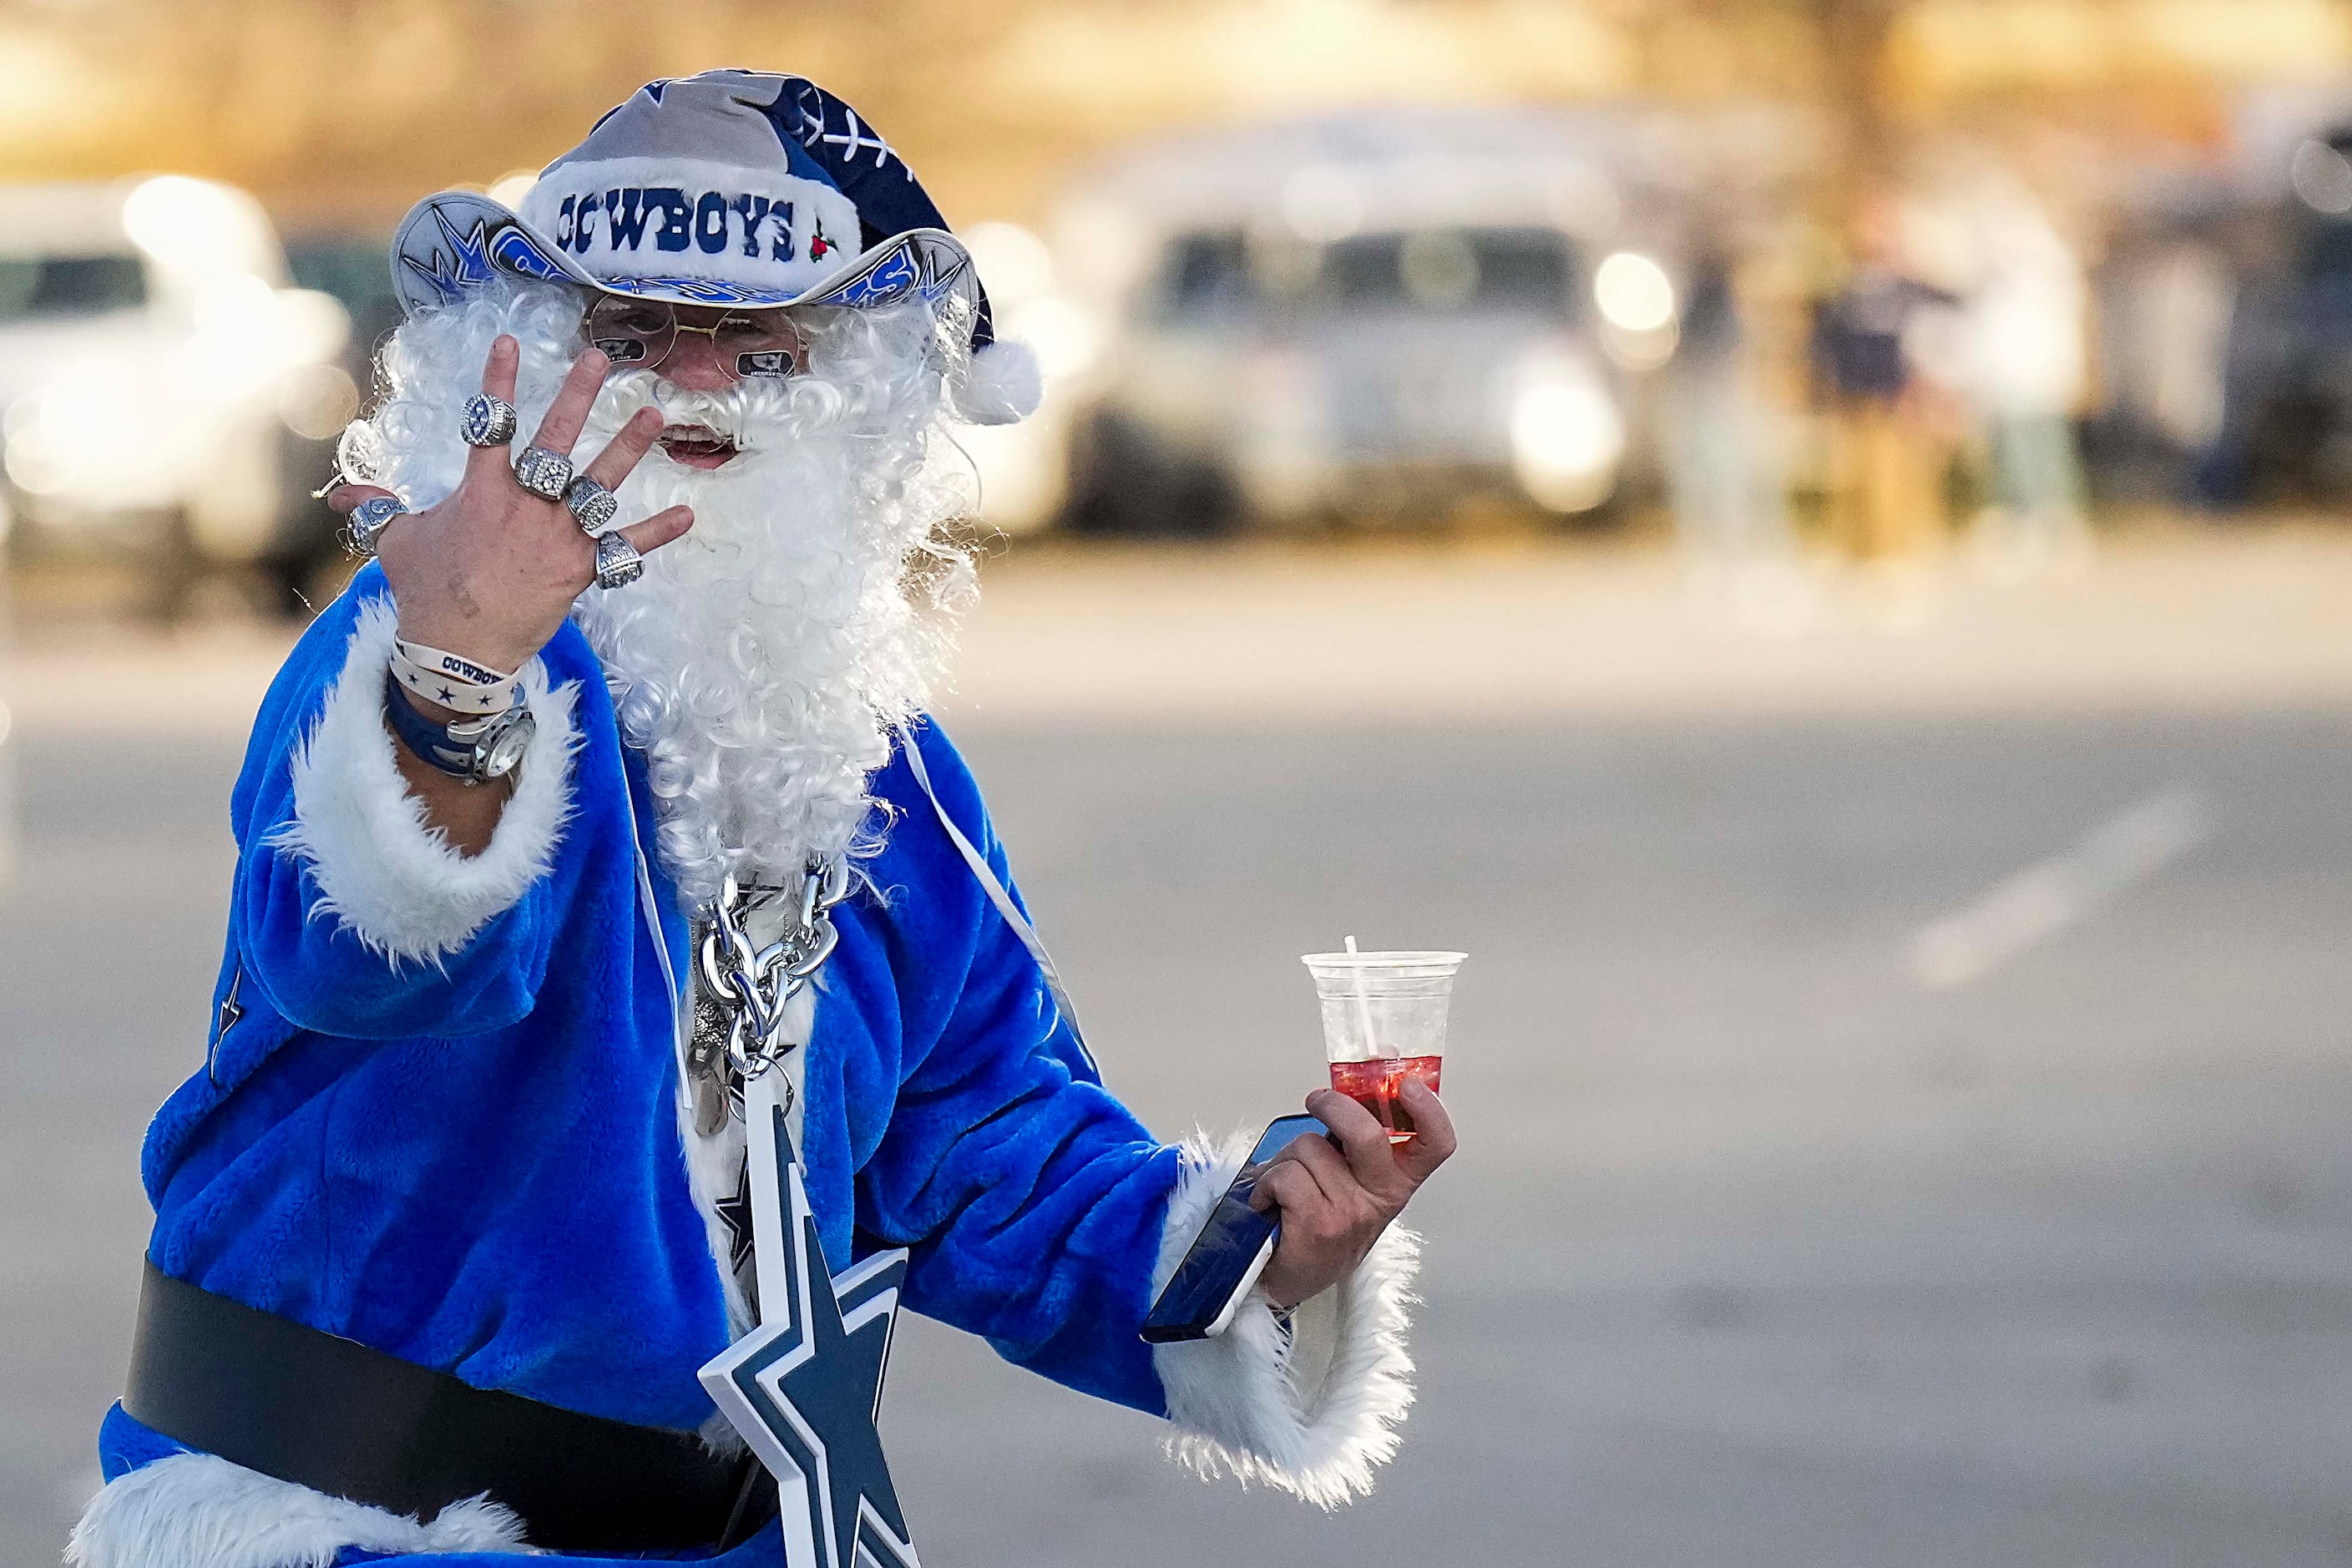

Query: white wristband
<box><xmin>391</xmin><ymin>638</ymin><xmax>524</xmax><ymax>715</ymax></box>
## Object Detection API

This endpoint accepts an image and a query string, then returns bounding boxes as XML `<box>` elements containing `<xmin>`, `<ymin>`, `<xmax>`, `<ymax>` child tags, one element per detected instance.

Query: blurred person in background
<box><xmin>1662</xmin><ymin>240</ymin><xmax>1812</xmax><ymax>633</ymax></box>
<box><xmin>1955</xmin><ymin>181</ymin><xmax>2093</xmax><ymax>579</ymax></box>
<box><xmin>1811</xmin><ymin>198</ymin><xmax>1965</xmax><ymax>589</ymax></box>
<box><xmin>70</xmin><ymin>70</ymin><xmax>1445</xmax><ymax>1568</ymax></box>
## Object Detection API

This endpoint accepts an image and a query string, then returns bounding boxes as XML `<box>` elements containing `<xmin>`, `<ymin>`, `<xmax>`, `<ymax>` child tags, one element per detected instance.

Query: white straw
<box><xmin>1344</xmin><ymin>934</ymin><xmax>1390</xmax><ymax>1062</ymax></box>
<box><xmin>1345</xmin><ymin>940</ymin><xmax>1373</xmax><ymax>1062</ymax></box>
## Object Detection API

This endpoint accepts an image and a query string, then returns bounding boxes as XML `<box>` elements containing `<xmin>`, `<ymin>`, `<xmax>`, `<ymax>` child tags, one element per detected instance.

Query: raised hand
<box><xmin>1249</xmin><ymin>1079</ymin><xmax>1455</xmax><ymax>1311</ymax></box>
<box><xmin>326</xmin><ymin>335</ymin><xmax>693</xmax><ymax>678</ymax></box>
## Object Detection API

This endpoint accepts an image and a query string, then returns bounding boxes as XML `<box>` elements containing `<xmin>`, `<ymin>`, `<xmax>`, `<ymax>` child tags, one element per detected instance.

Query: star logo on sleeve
<box><xmin>701</xmin><ymin>1078</ymin><xmax>918</xmax><ymax>1568</ymax></box>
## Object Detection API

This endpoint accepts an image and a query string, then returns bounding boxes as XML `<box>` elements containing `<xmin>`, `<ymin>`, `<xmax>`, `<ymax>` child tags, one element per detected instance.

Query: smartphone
<box><xmin>1141</xmin><ymin>1113</ymin><xmax>1330</xmax><ymax>1344</ymax></box>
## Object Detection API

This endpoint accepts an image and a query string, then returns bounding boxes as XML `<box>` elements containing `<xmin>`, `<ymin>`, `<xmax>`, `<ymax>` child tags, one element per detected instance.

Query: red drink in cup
<box><xmin>1327</xmin><ymin>1055</ymin><xmax>1444</xmax><ymax>1138</ymax></box>
<box><xmin>1302</xmin><ymin>950</ymin><xmax>1466</xmax><ymax>1145</ymax></box>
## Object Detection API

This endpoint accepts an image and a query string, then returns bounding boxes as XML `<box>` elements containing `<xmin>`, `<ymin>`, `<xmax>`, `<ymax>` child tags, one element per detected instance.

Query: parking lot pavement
<box><xmin>907</xmin><ymin>707</ymin><xmax>2352</xmax><ymax>1567</ymax></box>
<box><xmin>943</xmin><ymin>525</ymin><xmax>2352</xmax><ymax>723</ymax></box>
<box><xmin>10</xmin><ymin>525</ymin><xmax>2352</xmax><ymax>741</ymax></box>
<box><xmin>4</xmin><ymin>530</ymin><xmax>2350</xmax><ymax>1565</ymax></box>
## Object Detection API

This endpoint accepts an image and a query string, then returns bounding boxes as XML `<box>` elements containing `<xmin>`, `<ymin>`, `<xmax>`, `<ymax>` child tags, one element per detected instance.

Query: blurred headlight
<box><xmin>1282</xmin><ymin>166</ymin><xmax>1364</xmax><ymax>243</ymax></box>
<box><xmin>3</xmin><ymin>423</ymin><xmax>69</xmax><ymax>495</ymax></box>
<box><xmin>189</xmin><ymin>285</ymin><xmax>351</xmax><ymax>402</ymax></box>
<box><xmin>123</xmin><ymin>176</ymin><xmax>280</xmax><ymax>279</ymax></box>
<box><xmin>1510</xmin><ymin>377</ymin><xmax>1624</xmax><ymax>514</ymax></box>
<box><xmin>1594</xmin><ymin>251</ymin><xmax>1675</xmax><ymax>332</ymax></box>
<box><xmin>1004</xmin><ymin>296</ymin><xmax>1100</xmax><ymax>383</ymax></box>
<box><xmin>2293</xmin><ymin>139</ymin><xmax>2352</xmax><ymax>215</ymax></box>
<box><xmin>1594</xmin><ymin>251</ymin><xmax>1679</xmax><ymax>372</ymax></box>
<box><xmin>6</xmin><ymin>358</ymin><xmax>217</xmax><ymax>509</ymax></box>
<box><xmin>279</xmin><ymin>363</ymin><xmax>361</xmax><ymax>441</ymax></box>
<box><xmin>6</xmin><ymin>374</ymin><xmax>130</xmax><ymax>497</ymax></box>
<box><xmin>957</xmin><ymin>418</ymin><xmax>1065</xmax><ymax>534</ymax></box>
<box><xmin>965</xmin><ymin>222</ymin><xmax>1057</xmax><ymax>307</ymax></box>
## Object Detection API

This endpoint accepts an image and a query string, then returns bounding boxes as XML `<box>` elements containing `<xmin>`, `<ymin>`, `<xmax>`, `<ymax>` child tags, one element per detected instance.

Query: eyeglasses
<box><xmin>583</xmin><ymin>296</ymin><xmax>806</xmax><ymax>380</ymax></box>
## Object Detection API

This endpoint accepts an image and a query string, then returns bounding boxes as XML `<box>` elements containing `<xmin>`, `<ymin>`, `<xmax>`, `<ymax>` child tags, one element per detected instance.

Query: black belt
<box><xmin>124</xmin><ymin>1258</ymin><xmax>774</xmax><ymax>1553</ymax></box>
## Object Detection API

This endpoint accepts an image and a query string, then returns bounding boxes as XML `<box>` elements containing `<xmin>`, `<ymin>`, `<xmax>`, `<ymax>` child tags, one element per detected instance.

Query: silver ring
<box><xmin>512</xmin><ymin>445</ymin><xmax>574</xmax><ymax>501</ymax></box>
<box><xmin>344</xmin><ymin>495</ymin><xmax>407</xmax><ymax>557</ymax></box>
<box><xmin>593</xmin><ymin>530</ymin><xmax>643</xmax><ymax>590</ymax></box>
<box><xmin>459</xmin><ymin>393</ymin><xmax>518</xmax><ymax>448</ymax></box>
<box><xmin>563</xmin><ymin>474</ymin><xmax>618</xmax><ymax>536</ymax></box>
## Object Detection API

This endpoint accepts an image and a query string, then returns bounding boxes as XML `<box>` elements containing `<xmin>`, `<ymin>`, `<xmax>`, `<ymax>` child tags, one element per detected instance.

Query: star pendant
<box><xmin>700</xmin><ymin>1084</ymin><xmax>918</xmax><ymax>1568</ymax></box>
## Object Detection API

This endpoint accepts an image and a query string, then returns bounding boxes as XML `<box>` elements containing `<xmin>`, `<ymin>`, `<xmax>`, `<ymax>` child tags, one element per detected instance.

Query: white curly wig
<box><xmin>339</xmin><ymin>282</ymin><xmax>979</xmax><ymax>909</ymax></box>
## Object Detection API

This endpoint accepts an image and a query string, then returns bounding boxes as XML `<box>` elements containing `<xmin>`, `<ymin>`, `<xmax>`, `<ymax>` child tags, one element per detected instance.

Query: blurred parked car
<box><xmin>0</xmin><ymin>178</ymin><xmax>354</xmax><ymax>611</ymax></box>
<box><xmin>1050</xmin><ymin>112</ymin><xmax>1663</xmax><ymax>534</ymax></box>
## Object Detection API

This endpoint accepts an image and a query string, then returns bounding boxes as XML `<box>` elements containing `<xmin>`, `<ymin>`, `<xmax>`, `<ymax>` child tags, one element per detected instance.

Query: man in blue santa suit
<box><xmin>69</xmin><ymin>69</ymin><xmax>1452</xmax><ymax>1568</ymax></box>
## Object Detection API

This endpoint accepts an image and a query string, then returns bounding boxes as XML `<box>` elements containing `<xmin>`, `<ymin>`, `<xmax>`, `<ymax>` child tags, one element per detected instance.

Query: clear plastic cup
<box><xmin>1300</xmin><ymin>950</ymin><xmax>1465</xmax><ymax>1142</ymax></box>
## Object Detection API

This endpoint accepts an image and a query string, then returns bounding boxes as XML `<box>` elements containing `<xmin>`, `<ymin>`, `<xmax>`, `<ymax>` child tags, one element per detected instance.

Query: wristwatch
<box><xmin>382</xmin><ymin>671</ymin><xmax>536</xmax><ymax>786</ymax></box>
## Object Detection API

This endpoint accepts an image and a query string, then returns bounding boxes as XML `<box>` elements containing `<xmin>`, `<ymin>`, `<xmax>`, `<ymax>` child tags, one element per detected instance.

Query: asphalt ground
<box><xmin>4</xmin><ymin>533</ymin><xmax>2350</xmax><ymax>1565</ymax></box>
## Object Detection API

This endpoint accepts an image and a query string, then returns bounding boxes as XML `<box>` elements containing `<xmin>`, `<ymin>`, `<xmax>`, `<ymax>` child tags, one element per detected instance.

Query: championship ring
<box><xmin>344</xmin><ymin>495</ymin><xmax>408</xmax><ymax>557</ymax></box>
<box><xmin>594</xmin><ymin>530</ymin><xmax>644</xmax><ymax>589</ymax></box>
<box><xmin>459</xmin><ymin>393</ymin><xmax>518</xmax><ymax>448</ymax></box>
<box><xmin>512</xmin><ymin>445</ymin><xmax>574</xmax><ymax>500</ymax></box>
<box><xmin>563</xmin><ymin>474</ymin><xmax>619</xmax><ymax>536</ymax></box>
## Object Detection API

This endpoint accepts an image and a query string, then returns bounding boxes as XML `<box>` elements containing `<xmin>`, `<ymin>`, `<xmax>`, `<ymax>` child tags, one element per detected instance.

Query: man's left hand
<box><xmin>1248</xmin><ymin>1080</ymin><xmax>1454</xmax><ymax>1311</ymax></box>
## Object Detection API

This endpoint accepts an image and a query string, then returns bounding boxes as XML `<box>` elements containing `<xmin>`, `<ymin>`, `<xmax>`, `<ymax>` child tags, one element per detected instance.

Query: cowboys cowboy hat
<box><xmin>390</xmin><ymin>68</ymin><xmax>1039</xmax><ymax>424</ymax></box>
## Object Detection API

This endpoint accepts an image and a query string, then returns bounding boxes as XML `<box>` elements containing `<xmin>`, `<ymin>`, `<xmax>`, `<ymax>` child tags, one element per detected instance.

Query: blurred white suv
<box><xmin>0</xmin><ymin>178</ymin><xmax>353</xmax><ymax>606</ymax></box>
<box><xmin>1049</xmin><ymin>112</ymin><xmax>1651</xmax><ymax>534</ymax></box>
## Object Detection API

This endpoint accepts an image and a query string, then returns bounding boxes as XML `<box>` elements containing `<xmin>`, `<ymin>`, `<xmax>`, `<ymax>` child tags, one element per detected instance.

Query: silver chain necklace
<box><xmin>687</xmin><ymin>860</ymin><xmax>852</xmax><ymax>1136</ymax></box>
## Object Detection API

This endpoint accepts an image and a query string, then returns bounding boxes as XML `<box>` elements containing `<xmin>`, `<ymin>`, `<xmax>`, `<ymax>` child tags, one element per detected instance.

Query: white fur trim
<box><xmin>267</xmin><ymin>596</ymin><xmax>580</xmax><ymax>968</ymax></box>
<box><xmin>1150</xmin><ymin>1130</ymin><xmax>1420</xmax><ymax>1508</ymax></box>
<box><xmin>66</xmin><ymin>1451</ymin><xmax>527</xmax><ymax>1568</ymax></box>
<box><xmin>675</xmin><ymin>1077</ymin><xmax>753</xmax><ymax>1334</ymax></box>
<box><xmin>948</xmin><ymin>339</ymin><xmax>1041</xmax><ymax>426</ymax></box>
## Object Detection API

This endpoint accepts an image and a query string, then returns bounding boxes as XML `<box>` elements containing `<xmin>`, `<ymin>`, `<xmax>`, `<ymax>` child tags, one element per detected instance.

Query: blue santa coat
<box><xmin>99</xmin><ymin>565</ymin><xmax>1182</xmax><ymax>1530</ymax></box>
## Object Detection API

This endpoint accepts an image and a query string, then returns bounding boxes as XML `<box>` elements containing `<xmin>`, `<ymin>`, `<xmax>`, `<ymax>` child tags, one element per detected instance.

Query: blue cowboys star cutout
<box><xmin>700</xmin><ymin>1072</ymin><xmax>919</xmax><ymax>1568</ymax></box>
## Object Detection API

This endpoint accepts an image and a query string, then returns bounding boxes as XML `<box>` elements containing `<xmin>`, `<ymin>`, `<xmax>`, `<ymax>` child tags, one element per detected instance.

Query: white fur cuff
<box><xmin>268</xmin><ymin>596</ymin><xmax>580</xmax><ymax>967</ymax></box>
<box><xmin>67</xmin><ymin>1451</ymin><xmax>527</xmax><ymax>1568</ymax></box>
<box><xmin>1151</xmin><ymin>1130</ymin><xmax>1420</xmax><ymax>1508</ymax></box>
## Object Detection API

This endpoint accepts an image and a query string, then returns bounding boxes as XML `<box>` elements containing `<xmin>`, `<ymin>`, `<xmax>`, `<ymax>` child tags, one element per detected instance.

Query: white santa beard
<box><xmin>572</xmin><ymin>395</ymin><xmax>956</xmax><ymax>908</ymax></box>
<box><xmin>352</xmin><ymin>288</ymin><xmax>973</xmax><ymax>911</ymax></box>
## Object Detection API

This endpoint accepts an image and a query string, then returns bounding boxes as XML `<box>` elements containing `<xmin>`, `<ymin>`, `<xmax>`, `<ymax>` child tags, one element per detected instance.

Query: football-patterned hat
<box><xmin>391</xmin><ymin>68</ymin><xmax>1038</xmax><ymax>423</ymax></box>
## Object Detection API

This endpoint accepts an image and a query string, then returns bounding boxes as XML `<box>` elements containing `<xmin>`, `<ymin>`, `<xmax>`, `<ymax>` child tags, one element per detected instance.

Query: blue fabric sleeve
<box><xmin>229</xmin><ymin>572</ymin><xmax>570</xmax><ymax>1040</ymax></box>
<box><xmin>853</xmin><ymin>722</ymin><xmax>1179</xmax><ymax>1417</ymax></box>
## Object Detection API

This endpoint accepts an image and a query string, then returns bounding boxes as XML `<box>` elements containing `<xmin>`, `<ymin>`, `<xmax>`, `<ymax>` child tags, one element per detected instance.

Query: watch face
<box><xmin>478</xmin><ymin>710</ymin><xmax>538</xmax><ymax>780</ymax></box>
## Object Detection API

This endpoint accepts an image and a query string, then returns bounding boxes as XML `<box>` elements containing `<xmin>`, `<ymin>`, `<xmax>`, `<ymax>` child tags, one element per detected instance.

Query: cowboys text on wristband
<box><xmin>391</xmin><ymin>639</ymin><xmax>525</xmax><ymax>716</ymax></box>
